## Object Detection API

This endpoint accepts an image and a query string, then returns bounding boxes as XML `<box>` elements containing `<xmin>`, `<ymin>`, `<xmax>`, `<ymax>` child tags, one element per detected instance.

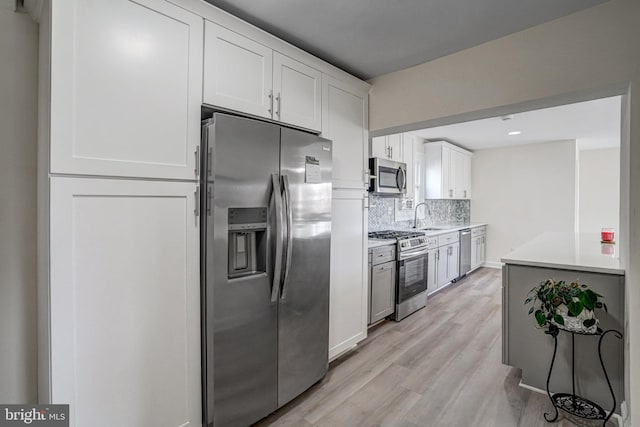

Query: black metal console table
<box><xmin>544</xmin><ymin>325</ymin><xmax>623</xmax><ymax>426</ymax></box>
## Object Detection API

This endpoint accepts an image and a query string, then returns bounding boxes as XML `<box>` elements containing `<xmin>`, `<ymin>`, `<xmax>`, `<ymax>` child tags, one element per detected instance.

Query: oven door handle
<box><xmin>398</xmin><ymin>247</ymin><xmax>430</xmax><ymax>260</ymax></box>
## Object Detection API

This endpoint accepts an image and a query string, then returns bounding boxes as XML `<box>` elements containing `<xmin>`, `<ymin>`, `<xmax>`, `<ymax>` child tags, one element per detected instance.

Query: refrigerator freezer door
<box><xmin>277</xmin><ymin>128</ymin><xmax>332</xmax><ymax>407</ymax></box>
<box><xmin>204</xmin><ymin>113</ymin><xmax>281</xmax><ymax>427</ymax></box>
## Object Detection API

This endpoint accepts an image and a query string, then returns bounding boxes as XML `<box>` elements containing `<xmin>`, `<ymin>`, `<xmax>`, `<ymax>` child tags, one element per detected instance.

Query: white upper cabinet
<box><xmin>273</xmin><ymin>52</ymin><xmax>322</xmax><ymax>131</ymax></box>
<box><xmin>203</xmin><ymin>21</ymin><xmax>273</xmax><ymax>120</ymax></box>
<box><xmin>321</xmin><ymin>75</ymin><xmax>368</xmax><ymax>189</ymax></box>
<box><xmin>424</xmin><ymin>141</ymin><xmax>472</xmax><ymax>199</ymax></box>
<box><xmin>387</xmin><ymin>134</ymin><xmax>403</xmax><ymax>162</ymax></box>
<box><xmin>451</xmin><ymin>149</ymin><xmax>472</xmax><ymax>199</ymax></box>
<box><xmin>402</xmin><ymin>133</ymin><xmax>415</xmax><ymax>199</ymax></box>
<box><xmin>370</xmin><ymin>136</ymin><xmax>388</xmax><ymax>159</ymax></box>
<box><xmin>371</xmin><ymin>134</ymin><xmax>403</xmax><ymax>161</ymax></box>
<box><xmin>50</xmin><ymin>0</ymin><xmax>203</xmax><ymax>180</ymax></box>
<box><xmin>204</xmin><ymin>22</ymin><xmax>323</xmax><ymax>132</ymax></box>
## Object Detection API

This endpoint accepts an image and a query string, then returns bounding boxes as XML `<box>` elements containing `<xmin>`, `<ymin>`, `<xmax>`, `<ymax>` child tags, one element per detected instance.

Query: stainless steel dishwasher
<box><xmin>459</xmin><ymin>229</ymin><xmax>472</xmax><ymax>278</ymax></box>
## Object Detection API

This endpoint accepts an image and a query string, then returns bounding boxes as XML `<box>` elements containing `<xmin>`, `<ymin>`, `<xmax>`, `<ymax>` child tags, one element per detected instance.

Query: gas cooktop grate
<box><xmin>368</xmin><ymin>230</ymin><xmax>425</xmax><ymax>240</ymax></box>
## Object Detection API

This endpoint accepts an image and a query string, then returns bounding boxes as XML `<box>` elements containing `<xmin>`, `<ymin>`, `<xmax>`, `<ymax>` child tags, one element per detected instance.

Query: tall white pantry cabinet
<box><xmin>38</xmin><ymin>0</ymin><xmax>203</xmax><ymax>426</ymax></box>
<box><xmin>35</xmin><ymin>0</ymin><xmax>370</xmax><ymax>425</ymax></box>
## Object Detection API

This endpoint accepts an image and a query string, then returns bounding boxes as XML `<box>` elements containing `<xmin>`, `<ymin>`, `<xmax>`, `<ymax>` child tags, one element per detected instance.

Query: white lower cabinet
<box><xmin>426</xmin><ymin>249</ymin><xmax>438</xmax><ymax>293</ymax></box>
<box><xmin>447</xmin><ymin>243</ymin><xmax>460</xmax><ymax>282</ymax></box>
<box><xmin>471</xmin><ymin>226</ymin><xmax>487</xmax><ymax>270</ymax></box>
<box><xmin>47</xmin><ymin>177</ymin><xmax>201</xmax><ymax>427</ymax></box>
<box><xmin>329</xmin><ymin>189</ymin><xmax>367</xmax><ymax>360</ymax></box>
<box><xmin>436</xmin><ymin>242</ymin><xmax>460</xmax><ymax>289</ymax></box>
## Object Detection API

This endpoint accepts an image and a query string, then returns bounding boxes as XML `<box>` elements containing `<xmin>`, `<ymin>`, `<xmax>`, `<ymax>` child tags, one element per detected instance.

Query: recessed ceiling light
<box><xmin>508</xmin><ymin>131</ymin><xmax>521</xmax><ymax>135</ymax></box>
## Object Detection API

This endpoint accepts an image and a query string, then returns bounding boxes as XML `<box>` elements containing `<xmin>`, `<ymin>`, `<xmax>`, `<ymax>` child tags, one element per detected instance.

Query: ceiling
<box><xmin>205</xmin><ymin>0</ymin><xmax>607</xmax><ymax>80</ymax></box>
<box><xmin>412</xmin><ymin>96</ymin><xmax>622</xmax><ymax>151</ymax></box>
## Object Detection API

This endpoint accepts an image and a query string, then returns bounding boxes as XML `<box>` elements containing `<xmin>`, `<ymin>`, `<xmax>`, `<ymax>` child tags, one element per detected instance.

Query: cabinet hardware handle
<box><xmin>194</xmin><ymin>186</ymin><xmax>200</xmax><ymax>218</ymax></box>
<box><xmin>390</xmin><ymin>147</ymin><xmax>393</xmax><ymax>158</ymax></box>
<box><xmin>464</xmin><ymin>190</ymin><xmax>467</xmax><ymax>198</ymax></box>
<box><xmin>268</xmin><ymin>90</ymin><xmax>273</xmax><ymax>116</ymax></box>
<box><xmin>194</xmin><ymin>146</ymin><xmax>200</xmax><ymax>178</ymax></box>
<box><xmin>449</xmin><ymin>189</ymin><xmax>453</xmax><ymax>197</ymax></box>
<box><xmin>276</xmin><ymin>93</ymin><xmax>281</xmax><ymax>118</ymax></box>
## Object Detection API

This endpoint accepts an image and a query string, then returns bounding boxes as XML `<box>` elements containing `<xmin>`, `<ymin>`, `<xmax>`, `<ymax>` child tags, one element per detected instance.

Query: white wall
<box><xmin>368</xmin><ymin>0</ymin><xmax>640</xmax><ymax>422</ymax></box>
<box><xmin>579</xmin><ymin>147</ymin><xmax>620</xmax><ymax>235</ymax></box>
<box><xmin>0</xmin><ymin>5</ymin><xmax>39</xmax><ymax>403</ymax></box>
<box><xmin>470</xmin><ymin>141</ymin><xmax>576</xmax><ymax>263</ymax></box>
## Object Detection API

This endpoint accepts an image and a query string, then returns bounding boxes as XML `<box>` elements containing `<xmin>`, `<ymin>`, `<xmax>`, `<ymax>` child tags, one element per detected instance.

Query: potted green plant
<box><xmin>524</xmin><ymin>278</ymin><xmax>607</xmax><ymax>334</ymax></box>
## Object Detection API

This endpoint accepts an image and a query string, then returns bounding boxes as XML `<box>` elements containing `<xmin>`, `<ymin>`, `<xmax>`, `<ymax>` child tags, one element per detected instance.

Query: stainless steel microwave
<box><xmin>369</xmin><ymin>157</ymin><xmax>407</xmax><ymax>195</ymax></box>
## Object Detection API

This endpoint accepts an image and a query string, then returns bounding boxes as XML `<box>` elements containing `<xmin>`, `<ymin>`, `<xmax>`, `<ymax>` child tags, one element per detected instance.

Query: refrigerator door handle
<box><xmin>271</xmin><ymin>174</ymin><xmax>284</xmax><ymax>303</ymax></box>
<box><xmin>281</xmin><ymin>174</ymin><xmax>293</xmax><ymax>299</ymax></box>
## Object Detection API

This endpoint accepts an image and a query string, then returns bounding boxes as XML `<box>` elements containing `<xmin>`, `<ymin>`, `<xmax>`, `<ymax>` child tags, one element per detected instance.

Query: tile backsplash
<box><xmin>368</xmin><ymin>196</ymin><xmax>470</xmax><ymax>231</ymax></box>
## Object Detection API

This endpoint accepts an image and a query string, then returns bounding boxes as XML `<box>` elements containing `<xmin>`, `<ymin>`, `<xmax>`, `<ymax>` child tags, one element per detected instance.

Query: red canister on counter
<box><xmin>601</xmin><ymin>228</ymin><xmax>615</xmax><ymax>243</ymax></box>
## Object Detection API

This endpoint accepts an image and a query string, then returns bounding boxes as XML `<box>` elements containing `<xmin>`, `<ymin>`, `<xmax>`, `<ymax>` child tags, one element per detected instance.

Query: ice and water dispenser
<box><xmin>227</xmin><ymin>207</ymin><xmax>268</xmax><ymax>279</ymax></box>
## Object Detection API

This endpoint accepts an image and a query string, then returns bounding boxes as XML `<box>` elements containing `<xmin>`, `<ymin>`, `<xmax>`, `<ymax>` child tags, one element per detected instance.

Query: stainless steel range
<box><xmin>369</xmin><ymin>230</ymin><xmax>430</xmax><ymax>321</ymax></box>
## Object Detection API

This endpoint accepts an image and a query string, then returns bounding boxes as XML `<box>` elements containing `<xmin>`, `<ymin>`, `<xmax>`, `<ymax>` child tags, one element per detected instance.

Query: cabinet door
<box><xmin>442</xmin><ymin>146</ymin><xmax>453</xmax><ymax>198</ymax></box>
<box><xmin>371</xmin><ymin>136</ymin><xmax>388</xmax><ymax>158</ymax></box>
<box><xmin>322</xmin><ymin>76</ymin><xmax>368</xmax><ymax>189</ymax></box>
<box><xmin>273</xmin><ymin>52</ymin><xmax>322</xmax><ymax>131</ymax></box>
<box><xmin>49</xmin><ymin>177</ymin><xmax>200</xmax><ymax>427</ymax></box>
<box><xmin>436</xmin><ymin>247</ymin><xmax>448</xmax><ymax>288</ymax></box>
<box><xmin>424</xmin><ymin>143</ymin><xmax>444</xmax><ymax>199</ymax></box>
<box><xmin>461</xmin><ymin>152</ymin><xmax>472</xmax><ymax>199</ymax></box>
<box><xmin>449</xmin><ymin>150</ymin><xmax>463</xmax><ymax>199</ymax></box>
<box><xmin>471</xmin><ymin>236</ymin><xmax>480</xmax><ymax>269</ymax></box>
<box><xmin>480</xmin><ymin>236</ymin><xmax>486</xmax><ymax>265</ymax></box>
<box><xmin>387</xmin><ymin>134</ymin><xmax>403</xmax><ymax>161</ymax></box>
<box><xmin>447</xmin><ymin>243</ymin><xmax>460</xmax><ymax>281</ymax></box>
<box><xmin>370</xmin><ymin>261</ymin><xmax>395</xmax><ymax>323</ymax></box>
<box><xmin>203</xmin><ymin>21</ymin><xmax>273</xmax><ymax>119</ymax></box>
<box><xmin>329</xmin><ymin>190</ymin><xmax>367</xmax><ymax>360</ymax></box>
<box><xmin>427</xmin><ymin>250</ymin><xmax>438</xmax><ymax>293</ymax></box>
<box><xmin>51</xmin><ymin>0</ymin><xmax>203</xmax><ymax>180</ymax></box>
<box><xmin>403</xmin><ymin>134</ymin><xmax>415</xmax><ymax>199</ymax></box>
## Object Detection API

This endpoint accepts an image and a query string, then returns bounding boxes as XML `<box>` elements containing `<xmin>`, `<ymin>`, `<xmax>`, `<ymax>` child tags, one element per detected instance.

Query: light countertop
<box><xmin>368</xmin><ymin>239</ymin><xmax>396</xmax><ymax>249</ymax></box>
<box><xmin>418</xmin><ymin>223</ymin><xmax>487</xmax><ymax>236</ymax></box>
<box><xmin>368</xmin><ymin>223</ymin><xmax>488</xmax><ymax>248</ymax></box>
<box><xmin>501</xmin><ymin>232</ymin><xmax>624</xmax><ymax>275</ymax></box>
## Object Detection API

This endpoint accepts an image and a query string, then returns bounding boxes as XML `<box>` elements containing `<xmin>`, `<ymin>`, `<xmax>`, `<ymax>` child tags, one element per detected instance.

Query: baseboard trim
<box><xmin>482</xmin><ymin>261</ymin><xmax>503</xmax><ymax>269</ymax></box>
<box><xmin>518</xmin><ymin>380</ymin><xmax>623</xmax><ymax>427</ymax></box>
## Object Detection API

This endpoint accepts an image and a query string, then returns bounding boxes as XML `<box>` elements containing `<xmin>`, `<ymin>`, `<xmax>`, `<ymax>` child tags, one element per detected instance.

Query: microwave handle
<box><xmin>396</xmin><ymin>167</ymin><xmax>406</xmax><ymax>191</ymax></box>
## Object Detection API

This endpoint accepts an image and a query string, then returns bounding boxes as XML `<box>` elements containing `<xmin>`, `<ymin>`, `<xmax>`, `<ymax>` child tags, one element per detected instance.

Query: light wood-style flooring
<box><xmin>255</xmin><ymin>268</ymin><xmax>616</xmax><ymax>427</ymax></box>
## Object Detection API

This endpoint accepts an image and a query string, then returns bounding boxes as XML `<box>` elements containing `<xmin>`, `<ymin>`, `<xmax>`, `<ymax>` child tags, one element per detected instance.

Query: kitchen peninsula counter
<box><xmin>501</xmin><ymin>232</ymin><xmax>625</xmax><ymax>413</ymax></box>
<box><xmin>501</xmin><ymin>232</ymin><xmax>623</xmax><ymax>275</ymax></box>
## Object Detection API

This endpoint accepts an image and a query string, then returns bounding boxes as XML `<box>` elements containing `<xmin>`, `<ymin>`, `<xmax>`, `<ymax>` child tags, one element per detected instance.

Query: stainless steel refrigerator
<box><xmin>200</xmin><ymin>113</ymin><xmax>332</xmax><ymax>427</ymax></box>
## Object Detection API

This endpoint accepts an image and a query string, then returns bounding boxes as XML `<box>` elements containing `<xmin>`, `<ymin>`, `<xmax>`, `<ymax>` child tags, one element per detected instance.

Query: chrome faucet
<box><xmin>413</xmin><ymin>202</ymin><xmax>428</xmax><ymax>229</ymax></box>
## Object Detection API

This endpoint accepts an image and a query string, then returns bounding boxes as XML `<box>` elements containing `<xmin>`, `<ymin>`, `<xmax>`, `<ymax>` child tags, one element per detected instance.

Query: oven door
<box><xmin>397</xmin><ymin>249</ymin><xmax>428</xmax><ymax>303</ymax></box>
